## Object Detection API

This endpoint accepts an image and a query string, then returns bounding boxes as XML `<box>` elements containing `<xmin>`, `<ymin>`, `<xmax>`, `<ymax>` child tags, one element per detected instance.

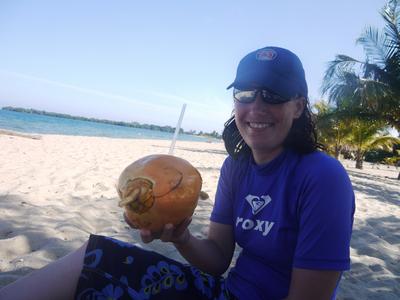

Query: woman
<box><xmin>0</xmin><ymin>46</ymin><xmax>355</xmax><ymax>300</ymax></box>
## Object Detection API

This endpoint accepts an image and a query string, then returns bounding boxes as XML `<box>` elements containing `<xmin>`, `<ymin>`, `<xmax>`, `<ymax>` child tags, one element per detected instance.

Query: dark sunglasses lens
<box><xmin>233</xmin><ymin>89</ymin><xmax>256</xmax><ymax>103</ymax></box>
<box><xmin>261</xmin><ymin>90</ymin><xmax>288</xmax><ymax>104</ymax></box>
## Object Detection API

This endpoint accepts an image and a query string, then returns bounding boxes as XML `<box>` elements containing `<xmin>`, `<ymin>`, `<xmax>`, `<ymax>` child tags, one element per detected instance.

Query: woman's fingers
<box><xmin>140</xmin><ymin>229</ymin><xmax>154</xmax><ymax>244</ymax></box>
<box><xmin>160</xmin><ymin>224</ymin><xmax>174</xmax><ymax>242</ymax></box>
<box><xmin>160</xmin><ymin>218</ymin><xmax>192</xmax><ymax>243</ymax></box>
<box><xmin>134</xmin><ymin>217</ymin><xmax>193</xmax><ymax>244</ymax></box>
<box><xmin>174</xmin><ymin>217</ymin><xmax>192</xmax><ymax>237</ymax></box>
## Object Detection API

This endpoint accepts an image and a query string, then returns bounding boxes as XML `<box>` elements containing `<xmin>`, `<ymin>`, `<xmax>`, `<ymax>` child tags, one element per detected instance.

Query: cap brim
<box><xmin>226</xmin><ymin>82</ymin><xmax>234</xmax><ymax>90</ymax></box>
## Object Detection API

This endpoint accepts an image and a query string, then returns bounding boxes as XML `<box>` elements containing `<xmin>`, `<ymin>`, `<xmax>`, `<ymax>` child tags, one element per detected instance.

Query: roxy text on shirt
<box><xmin>236</xmin><ymin>217</ymin><xmax>275</xmax><ymax>236</ymax></box>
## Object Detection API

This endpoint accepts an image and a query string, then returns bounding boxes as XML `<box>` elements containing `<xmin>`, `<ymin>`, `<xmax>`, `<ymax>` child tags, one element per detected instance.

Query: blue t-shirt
<box><xmin>210</xmin><ymin>149</ymin><xmax>355</xmax><ymax>300</ymax></box>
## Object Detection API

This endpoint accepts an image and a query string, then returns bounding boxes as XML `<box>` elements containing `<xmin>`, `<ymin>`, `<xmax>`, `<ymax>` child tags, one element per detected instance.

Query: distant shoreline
<box><xmin>1</xmin><ymin>106</ymin><xmax>222</xmax><ymax>140</ymax></box>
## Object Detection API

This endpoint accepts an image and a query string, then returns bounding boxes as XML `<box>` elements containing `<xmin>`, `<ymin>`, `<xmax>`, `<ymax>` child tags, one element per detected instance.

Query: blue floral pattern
<box><xmin>98</xmin><ymin>284</ymin><xmax>124</xmax><ymax>300</ymax></box>
<box><xmin>190</xmin><ymin>266</ymin><xmax>216</xmax><ymax>298</ymax></box>
<box><xmin>75</xmin><ymin>235</ymin><xmax>234</xmax><ymax>300</ymax></box>
<box><xmin>84</xmin><ymin>249</ymin><xmax>103</xmax><ymax>268</ymax></box>
<box><xmin>123</xmin><ymin>256</ymin><xmax>134</xmax><ymax>264</ymax></box>
<box><xmin>139</xmin><ymin>261</ymin><xmax>188</xmax><ymax>299</ymax></box>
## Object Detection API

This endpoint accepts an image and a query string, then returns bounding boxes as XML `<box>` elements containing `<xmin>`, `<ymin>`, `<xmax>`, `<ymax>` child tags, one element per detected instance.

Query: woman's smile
<box><xmin>247</xmin><ymin>121</ymin><xmax>274</xmax><ymax>129</ymax></box>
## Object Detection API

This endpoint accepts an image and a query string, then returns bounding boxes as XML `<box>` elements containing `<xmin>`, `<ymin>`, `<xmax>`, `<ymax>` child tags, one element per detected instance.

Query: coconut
<box><xmin>117</xmin><ymin>154</ymin><xmax>202</xmax><ymax>232</ymax></box>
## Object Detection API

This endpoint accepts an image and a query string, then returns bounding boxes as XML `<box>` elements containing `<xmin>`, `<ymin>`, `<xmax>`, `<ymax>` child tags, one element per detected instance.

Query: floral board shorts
<box><xmin>74</xmin><ymin>234</ymin><xmax>237</xmax><ymax>300</ymax></box>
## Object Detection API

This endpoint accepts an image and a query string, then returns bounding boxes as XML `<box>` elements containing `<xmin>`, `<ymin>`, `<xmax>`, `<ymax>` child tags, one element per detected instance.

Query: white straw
<box><xmin>168</xmin><ymin>103</ymin><xmax>187</xmax><ymax>155</ymax></box>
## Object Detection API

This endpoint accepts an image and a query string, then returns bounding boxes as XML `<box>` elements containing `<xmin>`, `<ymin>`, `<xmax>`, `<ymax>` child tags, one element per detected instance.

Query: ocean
<box><xmin>0</xmin><ymin>109</ymin><xmax>217</xmax><ymax>142</ymax></box>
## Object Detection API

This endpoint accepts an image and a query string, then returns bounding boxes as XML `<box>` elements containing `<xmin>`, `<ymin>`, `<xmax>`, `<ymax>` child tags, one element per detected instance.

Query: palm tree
<box><xmin>321</xmin><ymin>0</ymin><xmax>400</xmax><ymax>132</ymax></box>
<box><xmin>313</xmin><ymin>100</ymin><xmax>352</xmax><ymax>159</ymax></box>
<box><xmin>313</xmin><ymin>101</ymin><xmax>399</xmax><ymax>170</ymax></box>
<box><xmin>343</xmin><ymin>119</ymin><xmax>400</xmax><ymax>169</ymax></box>
<box><xmin>322</xmin><ymin>0</ymin><xmax>400</xmax><ymax>178</ymax></box>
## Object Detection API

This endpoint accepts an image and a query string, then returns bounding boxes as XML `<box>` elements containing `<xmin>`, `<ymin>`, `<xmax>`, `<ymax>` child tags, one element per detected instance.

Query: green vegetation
<box><xmin>317</xmin><ymin>0</ymin><xmax>400</xmax><ymax>178</ymax></box>
<box><xmin>314</xmin><ymin>100</ymin><xmax>400</xmax><ymax>168</ymax></box>
<box><xmin>1</xmin><ymin>106</ymin><xmax>222</xmax><ymax>139</ymax></box>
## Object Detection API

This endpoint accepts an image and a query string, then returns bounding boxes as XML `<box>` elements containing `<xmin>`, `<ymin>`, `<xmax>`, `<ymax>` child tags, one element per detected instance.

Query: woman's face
<box><xmin>234</xmin><ymin>93</ymin><xmax>305</xmax><ymax>164</ymax></box>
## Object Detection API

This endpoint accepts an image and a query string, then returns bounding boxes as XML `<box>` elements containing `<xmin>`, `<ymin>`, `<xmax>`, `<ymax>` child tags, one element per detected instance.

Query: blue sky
<box><xmin>0</xmin><ymin>0</ymin><xmax>388</xmax><ymax>133</ymax></box>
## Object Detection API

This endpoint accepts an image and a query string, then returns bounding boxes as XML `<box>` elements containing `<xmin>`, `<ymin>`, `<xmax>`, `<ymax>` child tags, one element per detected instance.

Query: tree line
<box><xmin>2</xmin><ymin>106</ymin><xmax>222</xmax><ymax>139</ymax></box>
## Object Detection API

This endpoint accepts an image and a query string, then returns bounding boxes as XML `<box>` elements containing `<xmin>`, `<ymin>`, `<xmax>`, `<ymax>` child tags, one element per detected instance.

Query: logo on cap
<box><xmin>256</xmin><ymin>49</ymin><xmax>277</xmax><ymax>61</ymax></box>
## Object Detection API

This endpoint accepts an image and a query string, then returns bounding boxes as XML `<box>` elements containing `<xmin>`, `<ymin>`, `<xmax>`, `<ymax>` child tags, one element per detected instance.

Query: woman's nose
<box><xmin>250</xmin><ymin>92</ymin><xmax>269</xmax><ymax>111</ymax></box>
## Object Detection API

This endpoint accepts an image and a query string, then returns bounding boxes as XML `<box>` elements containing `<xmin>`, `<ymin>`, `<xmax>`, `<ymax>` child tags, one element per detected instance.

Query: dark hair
<box><xmin>222</xmin><ymin>100</ymin><xmax>323</xmax><ymax>159</ymax></box>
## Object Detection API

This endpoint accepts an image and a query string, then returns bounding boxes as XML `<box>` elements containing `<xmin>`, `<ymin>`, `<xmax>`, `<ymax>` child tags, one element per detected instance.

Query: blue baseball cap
<box><xmin>227</xmin><ymin>46</ymin><xmax>308</xmax><ymax>100</ymax></box>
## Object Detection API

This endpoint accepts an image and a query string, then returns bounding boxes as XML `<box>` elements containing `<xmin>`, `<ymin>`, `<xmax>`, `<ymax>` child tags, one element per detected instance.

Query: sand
<box><xmin>0</xmin><ymin>133</ymin><xmax>399</xmax><ymax>299</ymax></box>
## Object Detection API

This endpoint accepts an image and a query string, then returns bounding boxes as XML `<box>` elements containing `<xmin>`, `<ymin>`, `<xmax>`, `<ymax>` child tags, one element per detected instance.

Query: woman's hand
<box><xmin>140</xmin><ymin>217</ymin><xmax>192</xmax><ymax>244</ymax></box>
<box><xmin>124</xmin><ymin>213</ymin><xmax>192</xmax><ymax>244</ymax></box>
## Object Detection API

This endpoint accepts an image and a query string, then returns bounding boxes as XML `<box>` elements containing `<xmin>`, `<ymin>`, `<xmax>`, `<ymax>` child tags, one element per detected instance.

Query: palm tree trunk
<box><xmin>355</xmin><ymin>150</ymin><xmax>363</xmax><ymax>169</ymax></box>
<box><xmin>355</xmin><ymin>159</ymin><xmax>363</xmax><ymax>169</ymax></box>
<box><xmin>334</xmin><ymin>146</ymin><xmax>340</xmax><ymax>159</ymax></box>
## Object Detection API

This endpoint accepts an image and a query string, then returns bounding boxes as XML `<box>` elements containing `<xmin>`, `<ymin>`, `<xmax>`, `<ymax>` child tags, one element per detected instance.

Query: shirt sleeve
<box><xmin>210</xmin><ymin>157</ymin><xmax>235</xmax><ymax>225</ymax></box>
<box><xmin>293</xmin><ymin>155</ymin><xmax>355</xmax><ymax>270</ymax></box>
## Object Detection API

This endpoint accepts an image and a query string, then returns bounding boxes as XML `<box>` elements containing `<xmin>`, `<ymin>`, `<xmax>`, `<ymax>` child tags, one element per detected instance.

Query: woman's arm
<box><xmin>284</xmin><ymin>268</ymin><xmax>341</xmax><ymax>300</ymax></box>
<box><xmin>174</xmin><ymin>221</ymin><xmax>235</xmax><ymax>276</ymax></box>
<box><xmin>140</xmin><ymin>219</ymin><xmax>235</xmax><ymax>276</ymax></box>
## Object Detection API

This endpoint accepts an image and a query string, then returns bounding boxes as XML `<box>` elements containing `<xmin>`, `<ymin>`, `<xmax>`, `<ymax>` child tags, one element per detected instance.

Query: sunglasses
<box><xmin>233</xmin><ymin>88</ymin><xmax>290</xmax><ymax>104</ymax></box>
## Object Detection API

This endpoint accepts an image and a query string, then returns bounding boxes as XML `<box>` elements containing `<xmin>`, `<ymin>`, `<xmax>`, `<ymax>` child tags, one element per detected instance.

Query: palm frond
<box><xmin>357</xmin><ymin>27</ymin><xmax>389</xmax><ymax>66</ymax></box>
<box><xmin>322</xmin><ymin>67</ymin><xmax>360</xmax><ymax>102</ymax></box>
<box><xmin>322</xmin><ymin>55</ymin><xmax>361</xmax><ymax>82</ymax></box>
<box><xmin>359</xmin><ymin>78</ymin><xmax>391</xmax><ymax>106</ymax></box>
<box><xmin>367</xmin><ymin>135</ymin><xmax>400</xmax><ymax>150</ymax></box>
<box><xmin>381</xmin><ymin>0</ymin><xmax>400</xmax><ymax>59</ymax></box>
<box><xmin>363</xmin><ymin>61</ymin><xmax>387</xmax><ymax>80</ymax></box>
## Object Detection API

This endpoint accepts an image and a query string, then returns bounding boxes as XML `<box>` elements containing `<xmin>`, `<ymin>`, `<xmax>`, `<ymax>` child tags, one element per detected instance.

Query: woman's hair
<box><xmin>222</xmin><ymin>100</ymin><xmax>323</xmax><ymax>159</ymax></box>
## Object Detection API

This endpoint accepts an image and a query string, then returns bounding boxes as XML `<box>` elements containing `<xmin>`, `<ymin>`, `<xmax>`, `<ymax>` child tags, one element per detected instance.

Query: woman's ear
<box><xmin>293</xmin><ymin>98</ymin><xmax>306</xmax><ymax>119</ymax></box>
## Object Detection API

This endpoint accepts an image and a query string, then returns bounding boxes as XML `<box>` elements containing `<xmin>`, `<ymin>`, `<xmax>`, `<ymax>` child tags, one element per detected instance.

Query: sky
<box><xmin>0</xmin><ymin>0</ymin><xmax>389</xmax><ymax>133</ymax></box>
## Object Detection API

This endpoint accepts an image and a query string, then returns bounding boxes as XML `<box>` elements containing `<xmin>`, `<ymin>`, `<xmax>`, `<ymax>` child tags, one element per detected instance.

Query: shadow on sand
<box><xmin>0</xmin><ymin>194</ymin><xmax>87</xmax><ymax>288</ymax></box>
<box><xmin>337</xmin><ymin>170</ymin><xmax>400</xmax><ymax>300</ymax></box>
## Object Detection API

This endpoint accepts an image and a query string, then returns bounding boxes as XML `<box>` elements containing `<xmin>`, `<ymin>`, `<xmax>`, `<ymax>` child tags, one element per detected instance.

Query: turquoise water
<box><xmin>0</xmin><ymin>109</ymin><xmax>214</xmax><ymax>142</ymax></box>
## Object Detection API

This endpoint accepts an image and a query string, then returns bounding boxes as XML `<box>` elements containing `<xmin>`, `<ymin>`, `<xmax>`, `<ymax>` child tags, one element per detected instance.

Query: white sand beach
<box><xmin>0</xmin><ymin>133</ymin><xmax>399</xmax><ymax>299</ymax></box>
